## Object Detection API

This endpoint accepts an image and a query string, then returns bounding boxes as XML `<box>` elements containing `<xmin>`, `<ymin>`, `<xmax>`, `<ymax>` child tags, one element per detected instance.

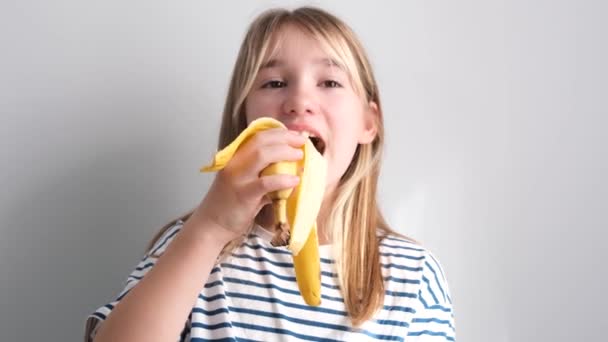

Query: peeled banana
<box><xmin>200</xmin><ymin>117</ymin><xmax>327</xmax><ymax>306</ymax></box>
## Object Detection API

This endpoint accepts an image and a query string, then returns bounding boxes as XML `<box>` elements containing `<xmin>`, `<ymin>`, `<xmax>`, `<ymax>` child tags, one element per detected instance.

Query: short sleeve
<box><xmin>84</xmin><ymin>220</ymin><xmax>189</xmax><ymax>342</ymax></box>
<box><xmin>407</xmin><ymin>250</ymin><xmax>456</xmax><ymax>341</ymax></box>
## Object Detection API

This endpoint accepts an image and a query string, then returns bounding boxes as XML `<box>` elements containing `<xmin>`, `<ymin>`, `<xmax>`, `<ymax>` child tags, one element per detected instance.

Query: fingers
<box><xmin>262</xmin><ymin>128</ymin><xmax>308</xmax><ymax>147</ymax></box>
<box><xmin>248</xmin><ymin>144</ymin><xmax>304</xmax><ymax>175</ymax></box>
<box><xmin>241</xmin><ymin>174</ymin><xmax>300</xmax><ymax>200</ymax></box>
<box><xmin>218</xmin><ymin>128</ymin><xmax>306</xmax><ymax>205</ymax></box>
<box><xmin>228</xmin><ymin>128</ymin><xmax>306</xmax><ymax>176</ymax></box>
<box><xmin>200</xmin><ymin>129</ymin><xmax>306</xmax><ymax>237</ymax></box>
<box><xmin>240</xmin><ymin>128</ymin><xmax>306</xmax><ymax>154</ymax></box>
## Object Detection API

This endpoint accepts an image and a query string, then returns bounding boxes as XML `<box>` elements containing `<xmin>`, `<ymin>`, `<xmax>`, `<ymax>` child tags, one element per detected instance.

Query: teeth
<box><xmin>300</xmin><ymin>131</ymin><xmax>319</xmax><ymax>139</ymax></box>
<box><xmin>300</xmin><ymin>130</ymin><xmax>316</xmax><ymax>137</ymax></box>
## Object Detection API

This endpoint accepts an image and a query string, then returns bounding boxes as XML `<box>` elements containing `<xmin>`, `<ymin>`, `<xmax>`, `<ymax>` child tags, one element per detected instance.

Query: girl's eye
<box><xmin>321</xmin><ymin>80</ymin><xmax>342</xmax><ymax>88</ymax></box>
<box><xmin>262</xmin><ymin>80</ymin><xmax>286</xmax><ymax>88</ymax></box>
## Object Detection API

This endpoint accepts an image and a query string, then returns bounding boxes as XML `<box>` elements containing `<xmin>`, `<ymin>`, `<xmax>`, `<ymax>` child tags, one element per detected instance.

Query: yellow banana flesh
<box><xmin>200</xmin><ymin>117</ymin><xmax>327</xmax><ymax>306</ymax></box>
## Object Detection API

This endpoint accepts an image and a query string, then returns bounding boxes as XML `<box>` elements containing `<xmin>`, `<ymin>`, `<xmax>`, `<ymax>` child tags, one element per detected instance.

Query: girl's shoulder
<box><xmin>377</xmin><ymin>232</ymin><xmax>430</xmax><ymax>269</ymax></box>
<box><xmin>378</xmin><ymin>232</ymin><xmax>453</xmax><ymax>305</ymax></box>
<box><xmin>379</xmin><ymin>232</ymin><xmax>456</xmax><ymax>340</ymax></box>
<box><xmin>378</xmin><ymin>233</ymin><xmax>426</xmax><ymax>255</ymax></box>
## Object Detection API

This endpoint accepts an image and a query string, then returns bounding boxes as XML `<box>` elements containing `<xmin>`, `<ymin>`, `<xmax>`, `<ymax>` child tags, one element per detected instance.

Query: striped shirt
<box><xmin>86</xmin><ymin>220</ymin><xmax>456</xmax><ymax>341</ymax></box>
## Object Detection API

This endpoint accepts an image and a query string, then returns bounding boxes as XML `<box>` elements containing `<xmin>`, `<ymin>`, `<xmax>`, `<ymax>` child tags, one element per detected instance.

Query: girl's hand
<box><xmin>190</xmin><ymin>128</ymin><xmax>306</xmax><ymax>244</ymax></box>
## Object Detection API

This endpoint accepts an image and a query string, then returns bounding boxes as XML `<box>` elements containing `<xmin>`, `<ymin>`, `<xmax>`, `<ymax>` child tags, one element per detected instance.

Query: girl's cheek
<box><xmin>248</xmin><ymin>95</ymin><xmax>273</xmax><ymax>113</ymax></box>
<box><xmin>325</xmin><ymin>94</ymin><xmax>352</xmax><ymax>109</ymax></box>
<box><xmin>260</xmin><ymin>93</ymin><xmax>284</xmax><ymax>107</ymax></box>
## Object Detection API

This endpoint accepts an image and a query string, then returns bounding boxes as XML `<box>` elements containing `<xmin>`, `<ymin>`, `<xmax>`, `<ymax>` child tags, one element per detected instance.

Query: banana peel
<box><xmin>200</xmin><ymin>117</ymin><xmax>327</xmax><ymax>306</ymax></box>
<box><xmin>201</xmin><ymin>117</ymin><xmax>289</xmax><ymax>173</ymax></box>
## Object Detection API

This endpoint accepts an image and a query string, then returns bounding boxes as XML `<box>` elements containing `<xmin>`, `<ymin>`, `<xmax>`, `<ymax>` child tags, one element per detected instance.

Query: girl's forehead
<box><xmin>263</xmin><ymin>24</ymin><xmax>345</xmax><ymax>68</ymax></box>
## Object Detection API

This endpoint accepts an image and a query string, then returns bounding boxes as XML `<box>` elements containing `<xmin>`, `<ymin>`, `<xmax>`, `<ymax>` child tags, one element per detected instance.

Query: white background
<box><xmin>1</xmin><ymin>1</ymin><xmax>606</xmax><ymax>341</ymax></box>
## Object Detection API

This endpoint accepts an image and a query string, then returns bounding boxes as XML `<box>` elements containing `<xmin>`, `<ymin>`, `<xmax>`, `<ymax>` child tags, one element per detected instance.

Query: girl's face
<box><xmin>245</xmin><ymin>25</ymin><xmax>378</xmax><ymax>193</ymax></box>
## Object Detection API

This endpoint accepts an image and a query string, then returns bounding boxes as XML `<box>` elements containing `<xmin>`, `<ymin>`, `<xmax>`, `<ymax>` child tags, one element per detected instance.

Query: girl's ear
<box><xmin>358</xmin><ymin>101</ymin><xmax>379</xmax><ymax>144</ymax></box>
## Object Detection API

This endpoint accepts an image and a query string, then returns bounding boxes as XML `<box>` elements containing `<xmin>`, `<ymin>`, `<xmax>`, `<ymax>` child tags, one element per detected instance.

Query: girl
<box><xmin>86</xmin><ymin>6</ymin><xmax>455</xmax><ymax>342</ymax></box>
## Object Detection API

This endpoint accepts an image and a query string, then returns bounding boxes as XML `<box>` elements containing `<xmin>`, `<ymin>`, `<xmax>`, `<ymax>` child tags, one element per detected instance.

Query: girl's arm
<box><xmin>90</xmin><ymin>128</ymin><xmax>304</xmax><ymax>341</ymax></box>
<box><xmin>93</xmin><ymin>214</ymin><xmax>232</xmax><ymax>342</ymax></box>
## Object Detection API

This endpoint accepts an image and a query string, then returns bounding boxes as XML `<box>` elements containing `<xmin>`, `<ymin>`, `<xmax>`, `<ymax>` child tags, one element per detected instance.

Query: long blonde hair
<box><xmin>147</xmin><ymin>6</ymin><xmax>414</xmax><ymax>327</ymax></box>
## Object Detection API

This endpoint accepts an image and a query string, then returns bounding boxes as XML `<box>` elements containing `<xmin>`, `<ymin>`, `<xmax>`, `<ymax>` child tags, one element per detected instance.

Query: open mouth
<box><xmin>309</xmin><ymin>136</ymin><xmax>326</xmax><ymax>155</ymax></box>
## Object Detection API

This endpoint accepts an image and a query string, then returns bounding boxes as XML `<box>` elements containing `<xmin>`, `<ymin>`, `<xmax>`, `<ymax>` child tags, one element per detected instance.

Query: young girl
<box><xmin>86</xmin><ymin>6</ymin><xmax>455</xmax><ymax>342</ymax></box>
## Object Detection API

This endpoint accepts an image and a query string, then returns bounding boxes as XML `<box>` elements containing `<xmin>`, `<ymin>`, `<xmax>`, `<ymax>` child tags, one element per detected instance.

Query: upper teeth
<box><xmin>300</xmin><ymin>131</ymin><xmax>316</xmax><ymax>138</ymax></box>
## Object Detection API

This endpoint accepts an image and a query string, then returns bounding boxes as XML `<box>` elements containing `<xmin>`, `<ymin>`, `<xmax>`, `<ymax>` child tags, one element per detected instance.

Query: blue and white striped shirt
<box><xmin>86</xmin><ymin>221</ymin><xmax>456</xmax><ymax>341</ymax></box>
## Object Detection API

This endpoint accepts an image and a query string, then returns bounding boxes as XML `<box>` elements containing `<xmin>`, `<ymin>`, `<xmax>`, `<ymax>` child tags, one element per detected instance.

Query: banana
<box><xmin>200</xmin><ymin>117</ymin><xmax>288</xmax><ymax>173</ymax></box>
<box><xmin>290</xmin><ymin>222</ymin><xmax>321</xmax><ymax>305</ymax></box>
<box><xmin>200</xmin><ymin>117</ymin><xmax>327</xmax><ymax>306</ymax></box>
<box><xmin>259</xmin><ymin>154</ymin><xmax>298</xmax><ymax>246</ymax></box>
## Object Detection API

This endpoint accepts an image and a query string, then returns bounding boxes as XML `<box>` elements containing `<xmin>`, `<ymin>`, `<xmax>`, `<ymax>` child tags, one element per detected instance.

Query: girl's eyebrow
<box><xmin>260</xmin><ymin>59</ymin><xmax>283</xmax><ymax>69</ymax></box>
<box><xmin>260</xmin><ymin>58</ymin><xmax>344</xmax><ymax>70</ymax></box>
<box><xmin>318</xmin><ymin>58</ymin><xmax>348</xmax><ymax>74</ymax></box>
<box><xmin>314</xmin><ymin>57</ymin><xmax>343</xmax><ymax>69</ymax></box>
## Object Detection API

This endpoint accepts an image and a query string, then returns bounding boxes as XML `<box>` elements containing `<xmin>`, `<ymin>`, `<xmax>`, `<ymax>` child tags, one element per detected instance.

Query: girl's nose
<box><xmin>281</xmin><ymin>84</ymin><xmax>316</xmax><ymax>116</ymax></box>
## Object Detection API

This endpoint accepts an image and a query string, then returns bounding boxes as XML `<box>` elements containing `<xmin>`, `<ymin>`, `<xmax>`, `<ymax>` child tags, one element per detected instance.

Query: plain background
<box><xmin>1</xmin><ymin>1</ymin><xmax>606</xmax><ymax>341</ymax></box>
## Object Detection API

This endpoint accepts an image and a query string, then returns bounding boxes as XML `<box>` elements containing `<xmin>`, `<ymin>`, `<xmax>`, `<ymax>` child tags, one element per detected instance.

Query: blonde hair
<box><xmin>147</xmin><ymin>6</ymin><xmax>415</xmax><ymax>327</ymax></box>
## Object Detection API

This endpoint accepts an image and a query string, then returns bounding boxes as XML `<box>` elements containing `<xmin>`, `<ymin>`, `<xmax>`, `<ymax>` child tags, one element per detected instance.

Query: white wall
<box><xmin>1</xmin><ymin>1</ymin><xmax>606</xmax><ymax>341</ymax></box>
